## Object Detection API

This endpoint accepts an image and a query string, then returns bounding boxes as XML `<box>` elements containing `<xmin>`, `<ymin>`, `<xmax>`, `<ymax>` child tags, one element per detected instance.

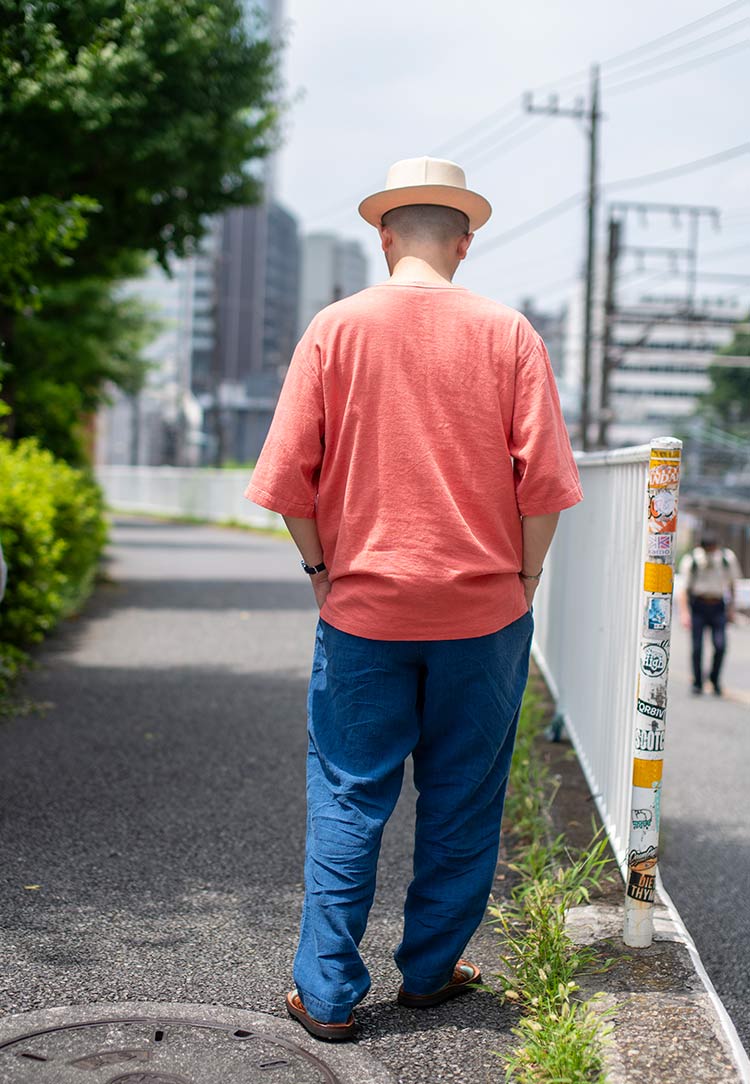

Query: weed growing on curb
<box><xmin>491</xmin><ymin>688</ymin><xmax>616</xmax><ymax>1082</ymax></box>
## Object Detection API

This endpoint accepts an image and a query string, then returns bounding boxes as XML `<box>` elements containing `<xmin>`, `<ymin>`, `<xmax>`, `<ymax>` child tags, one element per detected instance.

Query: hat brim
<box><xmin>358</xmin><ymin>184</ymin><xmax>492</xmax><ymax>232</ymax></box>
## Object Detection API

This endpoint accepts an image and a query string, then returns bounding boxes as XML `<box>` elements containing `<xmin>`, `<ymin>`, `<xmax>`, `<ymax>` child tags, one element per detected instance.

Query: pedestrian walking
<box><xmin>678</xmin><ymin>531</ymin><xmax>742</xmax><ymax>695</ymax></box>
<box><xmin>245</xmin><ymin>156</ymin><xmax>583</xmax><ymax>1041</ymax></box>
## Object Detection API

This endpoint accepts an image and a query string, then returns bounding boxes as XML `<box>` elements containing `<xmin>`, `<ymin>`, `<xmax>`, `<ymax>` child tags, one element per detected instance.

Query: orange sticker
<box><xmin>632</xmin><ymin>757</ymin><xmax>663</xmax><ymax>788</ymax></box>
<box><xmin>648</xmin><ymin>463</ymin><xmax>680</xmax><ymax>488</ymax></box>
<box><xmin>643</xmin><ymin>563</ymin><xmax>673</xmax><ymax>593</ymax></box>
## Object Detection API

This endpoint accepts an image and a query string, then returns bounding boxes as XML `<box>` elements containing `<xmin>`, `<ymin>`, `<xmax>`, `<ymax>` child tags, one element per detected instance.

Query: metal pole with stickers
<box><xmin>623</xmin><ymin>437</ymin><xmax>682</xmax><ymax>948</ymax></box>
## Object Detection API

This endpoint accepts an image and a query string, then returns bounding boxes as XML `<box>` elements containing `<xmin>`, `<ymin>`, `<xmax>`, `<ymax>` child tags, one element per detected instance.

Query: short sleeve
<box><xmin>727</xmin><ymin>550</ymin><xmax>743</xmax><ymax>580</ymax></box>
<box><xmin>244</xmin><ymin>328</ymin><xmax>324</xmax><ymax>518</ymax></box>
<box><xmin>678</xmin><ymin>553</ymin><xmax>693</xmax><ymax>578</ymax></box>
<box><xmin>509</xmin><ymin>335</ymin><xmax>583</xmax><ymax>517</ymax></box>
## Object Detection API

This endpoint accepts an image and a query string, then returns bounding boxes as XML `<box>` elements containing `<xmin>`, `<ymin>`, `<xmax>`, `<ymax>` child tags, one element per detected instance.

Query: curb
<box><xmin>565</xmin><ymin>895</ymin><xmax>749</xmax><ymax>1084</ymax></box>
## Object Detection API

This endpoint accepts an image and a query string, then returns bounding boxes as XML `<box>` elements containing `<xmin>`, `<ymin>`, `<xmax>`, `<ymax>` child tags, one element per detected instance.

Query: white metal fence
<box><xmin>96</xmin><ymin>466</ymin><xmax>282</xmax><ymax>530</ymax></box>
<box><xmin>532</xmin><ymin>444</ymin><xmax>652</xmax><ymax>870</ymax></box>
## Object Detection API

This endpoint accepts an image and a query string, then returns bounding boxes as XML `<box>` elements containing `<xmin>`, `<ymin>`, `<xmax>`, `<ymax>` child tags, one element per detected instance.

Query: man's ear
<box><xmin>378</xmin><ymin>223</ymin><xmax>393</xmax><ymax>254</ymax></box>
<box><xmin>458</xmin><ymin>232</ymin><xmax>474</xmax><ymax>261</ymax></box>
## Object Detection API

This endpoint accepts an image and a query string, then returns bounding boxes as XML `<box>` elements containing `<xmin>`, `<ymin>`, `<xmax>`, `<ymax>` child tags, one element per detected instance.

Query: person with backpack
<box><xmin>678</xmin><ymin>531</ymin><xmax>742</xmax><ymax>695</ymax></box>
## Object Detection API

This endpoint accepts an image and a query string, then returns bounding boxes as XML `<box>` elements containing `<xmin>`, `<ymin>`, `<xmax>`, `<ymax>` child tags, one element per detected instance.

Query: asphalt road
<box><xmin>660</xmin><ymin>609</ymin><xmax>750</xmax><ymax>1053</ymax></box>
<box><xmin>0</xmin><ymin>517</ymin><xmax>520</xmax><ymax>1084</ymax></box>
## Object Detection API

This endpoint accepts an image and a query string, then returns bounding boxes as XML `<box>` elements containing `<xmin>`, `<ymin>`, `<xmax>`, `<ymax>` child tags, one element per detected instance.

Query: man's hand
<box><xmin>311</xmin><ymin>571</ymin><xmax>331</xmax><ymax>611</ymax></box>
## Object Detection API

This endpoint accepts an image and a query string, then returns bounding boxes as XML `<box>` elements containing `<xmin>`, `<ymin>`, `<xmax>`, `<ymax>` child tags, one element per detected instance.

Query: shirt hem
<box><xmin>244</xmin><ymin>483</ymin><xmax>315</xmax><ymax>519</ymax></box>
<box><xmin>319</xmin><ymin>598</ymin><xmax>531</xmax><ymax>641</ymax></box>
<box><xmin>518</xmin><ymin>484</ymin><xmax>584</xmax><ymax>518</ymax></box>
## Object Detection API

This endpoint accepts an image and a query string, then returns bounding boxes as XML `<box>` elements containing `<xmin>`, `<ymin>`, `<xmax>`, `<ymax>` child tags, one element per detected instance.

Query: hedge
<box><xmin>0</xmin><ymin>437</ymin><xmax>107</xmax><ymax>694</ymax></box>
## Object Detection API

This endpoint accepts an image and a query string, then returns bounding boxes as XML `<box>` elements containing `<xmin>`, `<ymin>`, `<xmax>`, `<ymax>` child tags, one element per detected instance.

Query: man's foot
<box><xmin>285</xmin><ymin>990</ymin><xmax>356</xmax><ymax>1042</ymax></box>
<box><xmin>691</xmin><ymin>684</ymin><xmax>703</xmax><ymax>695</ymax></box>
<box><xmin>711</xmin><ymin>681</ymin><xmax>723</xmax><ymax>696</ymax></box>
<box><xmin>397</xmin><ymin>959</ymin><xmax>482</xmax><ymax>1009</ymax></box>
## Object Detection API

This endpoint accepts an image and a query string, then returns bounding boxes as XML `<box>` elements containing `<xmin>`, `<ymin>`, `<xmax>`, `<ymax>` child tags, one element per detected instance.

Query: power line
<box><xmin>600</xmin><ymin>0</ymin><xmax>749</xmax><ymax>70</ymax></box>
<box><xmin>601</xmin><ymin>14</ymin><xmax>750</xmax><ymax>84</ymax></box>
<box><xmin>444</xmin><ymin>112</ymin><xmax>534</xmax><ymax>165</ymax></box>
<box><xmin>471</xmin><ymin>192</ymin><xmax>584</xmax><ymax>259</ymax></box>
<box><xmin>606</xmin><ymin>35</ymin><xmax>750</xmax><ymax>95</ymax></box>
<box><xmin>462</xmin><ymin>116</ymin><xmax>553</xmax><ymax>171</ymax></box>
<box><xmin>607</xmin><ymin>141</ymin><xmax>750</xmax><ymax>192</ymax></box>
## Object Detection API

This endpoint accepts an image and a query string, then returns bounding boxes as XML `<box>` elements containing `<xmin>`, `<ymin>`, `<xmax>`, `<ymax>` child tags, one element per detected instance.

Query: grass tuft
<box><xmin>490</xmin><ymin>688</ymin><xmax>617</xmax><ymax>1082</ymax></box>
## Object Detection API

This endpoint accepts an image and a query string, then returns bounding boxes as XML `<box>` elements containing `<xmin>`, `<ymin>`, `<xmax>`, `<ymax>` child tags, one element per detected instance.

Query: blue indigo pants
<box><xmin>690</xmin><ymin>597</ymin><xmax>727</xmax><ymax>688</ymax></box>
<box><xmin>292</xmin><ymin>611</ymin><xmax>534</xmax><ymax>1022</ymax></box>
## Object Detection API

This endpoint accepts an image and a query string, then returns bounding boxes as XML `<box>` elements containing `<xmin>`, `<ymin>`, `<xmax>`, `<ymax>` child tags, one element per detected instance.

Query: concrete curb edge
<box><xmin>654</xmin><ymin>871</ymin><xmax>750</xmax><ymax>1084</ymax></box>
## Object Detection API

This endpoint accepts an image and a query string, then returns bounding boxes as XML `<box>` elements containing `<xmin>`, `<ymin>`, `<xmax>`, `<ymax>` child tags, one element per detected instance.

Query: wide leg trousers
<box><xmin>292</xmin><ymin>610</ymin><xmax>534</xmax><ymax>1022</ymax></box>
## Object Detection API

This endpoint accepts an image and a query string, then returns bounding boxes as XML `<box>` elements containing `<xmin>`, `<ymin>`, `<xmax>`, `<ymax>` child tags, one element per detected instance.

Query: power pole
<box><xmin>598</xmin><ymin>201</ymin><xmax>722</xmax><ymax>448</ymax></box>
<box><xmin>597</xmin><ymin>216</ymin><xmax>621</xmax><ymax>449</ymax></box>
<box><xmin>525</xmin><ymin>64</ymin><xmax>601</xmax><ymax>450</ymax></box>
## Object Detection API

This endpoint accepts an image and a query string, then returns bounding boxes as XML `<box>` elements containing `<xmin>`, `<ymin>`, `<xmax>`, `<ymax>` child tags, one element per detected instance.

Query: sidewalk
<box><xmin>0</xmin><ymin>516</ymin><xmax>746</xmax><ymax>1083</ymax></box>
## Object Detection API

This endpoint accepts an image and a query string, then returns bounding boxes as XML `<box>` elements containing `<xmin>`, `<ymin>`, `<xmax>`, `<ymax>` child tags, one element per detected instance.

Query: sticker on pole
<box><xmin>639</xmin><ymin>640</ymin><xmax>669</xmax><ymax>679</ymax></box>
<box><xmin>644</xmin><ymin>596</ymin><xmax>672</xmax><ymax>633</ymax></box>
<box><xmin>626</xmin><ymin>844</ymin><xmax>658</xmax><ymax>904</ymax></box>
<box><xmin>647</xmin><ymin>533</ymin><xmax>674</xmax><ymax>559</ymax></box>
<box><xmin>647</xmin><ymin>487</ymin><xmax>678</xmax><ymax>534</ymax></box>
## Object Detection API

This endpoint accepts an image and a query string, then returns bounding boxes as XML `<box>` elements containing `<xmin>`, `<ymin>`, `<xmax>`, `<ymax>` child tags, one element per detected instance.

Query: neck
<box><xmin>388</xmin><ymin>255</ymin><xmax>456</xmax><ymax>285</ymax></box>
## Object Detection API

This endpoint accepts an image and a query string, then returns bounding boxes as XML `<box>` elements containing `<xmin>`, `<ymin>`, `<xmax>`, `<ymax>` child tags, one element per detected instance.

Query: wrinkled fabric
<box><xmin>245</xmin><ymin>282</ymin><xmax>582</xmax><ymax>640</ymax></box>
<box><xmin>292</xmin><ymin>611</ymin><xmax>534</xmax><ymax>1022</ymax></box>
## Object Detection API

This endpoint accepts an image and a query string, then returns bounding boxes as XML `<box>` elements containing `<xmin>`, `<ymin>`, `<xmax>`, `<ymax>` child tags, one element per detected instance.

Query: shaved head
<box><xmin>381</xmin><ymin>204</ymin><xmax>470</xmax><ymax>245</ymax></box>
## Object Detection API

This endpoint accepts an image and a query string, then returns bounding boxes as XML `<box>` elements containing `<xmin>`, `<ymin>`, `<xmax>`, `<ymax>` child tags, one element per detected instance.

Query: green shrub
<box><xmin>0</xmin><ymin>437</ymin><xmax>107</xmax><ymax>692</ymax></box>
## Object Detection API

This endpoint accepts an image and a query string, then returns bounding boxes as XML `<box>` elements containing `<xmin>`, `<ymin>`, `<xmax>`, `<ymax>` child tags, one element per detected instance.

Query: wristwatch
<box><xmin>301</xmin><ymin>559</ymin><xmax>327</xmax><ymax>576</ymax></box>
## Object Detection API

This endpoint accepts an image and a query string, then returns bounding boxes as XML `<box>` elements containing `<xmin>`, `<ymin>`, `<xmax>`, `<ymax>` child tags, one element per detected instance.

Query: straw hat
<box><xmin>358</xmin><ymin>156</ymin><xmax>492</xmax><ymax>232</ymax></box>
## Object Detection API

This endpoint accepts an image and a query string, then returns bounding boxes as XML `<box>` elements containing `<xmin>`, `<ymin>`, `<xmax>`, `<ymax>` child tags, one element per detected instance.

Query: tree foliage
<box><xmin>0</xmin><ymin>0</ymin><xmax>281</xmax><ymax>457</ymax></box>
<box><xmin>702</xmin><ymin>320</ymin><xmax>750</xmax><ymax>432</ymax></box>
<box><xmin>0</xmin><ymin>0</ymin><xmax>280</xmax><ymax>273</ymax></box>
<box><xmin>0</xmin><ymin>194</ymin><xmax>100</xmax><ymax>312</ymax></box>
<box><xmin>10</xmin><ymin>259</ymin><xmax>159</xmax><ymax>463</ymax></box>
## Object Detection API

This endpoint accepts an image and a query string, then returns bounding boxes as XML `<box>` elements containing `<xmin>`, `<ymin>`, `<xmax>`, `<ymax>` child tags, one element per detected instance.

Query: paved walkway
<box><xmin>0</xmin><ymin>517</ymin><xmax>520</xmax><ymax>1084</ymax></box>
<box><xmin>661</xmin><ymin>610</ymin><xmax>750</xmax><ymax>1052</ymax></box>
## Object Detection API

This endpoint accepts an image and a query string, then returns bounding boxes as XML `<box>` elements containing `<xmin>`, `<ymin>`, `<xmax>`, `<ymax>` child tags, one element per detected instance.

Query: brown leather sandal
<box><xmin>285</xmin><ymin>990</ymin><xmax>357</xmax><ymax>1041</ymax></box>
<box><xmin>397</xmin><ymin>959</ymin><xmax>482</xmax><ymax>1008</ymax></box>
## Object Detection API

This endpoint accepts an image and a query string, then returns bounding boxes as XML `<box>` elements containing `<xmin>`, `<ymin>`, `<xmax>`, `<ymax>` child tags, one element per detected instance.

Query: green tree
<box><xmin>701</xmin><ymin>320</ymin><xmax>750</xmax><ymax>434</ymax></box>
<box><xmin>0</xmin><ymin>0</ymin><xmax>280</xmax><ymax>446</ymax></box>
<box><xmin>11</xmin><ymin>257</ymin><xmax>159</xmax><ymax>464</ymax></box>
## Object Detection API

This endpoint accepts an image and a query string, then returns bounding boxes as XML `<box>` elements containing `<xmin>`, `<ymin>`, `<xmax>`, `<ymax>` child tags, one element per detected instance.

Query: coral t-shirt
<box><xmin>245</xmin><ymin>282</ymin><xmax>583</xmax><ymax>640</ymax></box>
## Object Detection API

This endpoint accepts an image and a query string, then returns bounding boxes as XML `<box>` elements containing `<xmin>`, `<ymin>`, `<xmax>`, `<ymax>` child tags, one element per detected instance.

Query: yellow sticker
<box><xmin>643</xmin><ymin>563</ymin><xmax>673</xmax><ymax>593</ymax></box>
<box><xmin>649</xmin><ymin>448</ymin><xmax>681</xmax><ymax>463</ymax></box>
<box><xmin>633</xmin><ymin>758</ymin><xmax>663</xmax><ymax>787</ymax></box>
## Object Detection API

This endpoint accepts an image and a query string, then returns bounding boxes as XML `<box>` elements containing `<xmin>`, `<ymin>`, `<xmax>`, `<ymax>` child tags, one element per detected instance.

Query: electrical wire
<box><xmin>601</xmin><ymin>15</ymin><xmax>750</xmax><ymax>84</ymax></box>
<box><xmin>471</xmin><ymin>192</ymin><xmax>584</xmax><ymax>260</ymax></box>
<box><xmin>606</xmin><ymin>35</ymin><xmax>750</xmax><ymax>95</ymax></box>
<box><xmin>607</xmin><ymin>141</ymin><xmax>750</xmax><ymax>192</ymax></box>
<box><xmin>600</xmin><ymin>0</ymin><xmax>749</xmax><ymax>71</ymax></box>
<box><xmin>462</xmin><ymin>116</ymin><xmax>554</xmax><ymax>171</ymax></box>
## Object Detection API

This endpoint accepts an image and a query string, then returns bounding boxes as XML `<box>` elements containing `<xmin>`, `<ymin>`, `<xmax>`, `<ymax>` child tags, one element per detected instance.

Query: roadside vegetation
<box><xmin>0</xmin><ymin>2</ymin><xmax>283</xmax><ymax>707</ymax></box>
<box><xmin>0</xmin><ymin>437</ymin><xmax>107</xmax><ymax>708</ymax></box>
<box><xmin>492</xmin><ymin>687</ymin><xmax>616</xmax><ymax>1083</ymax></box>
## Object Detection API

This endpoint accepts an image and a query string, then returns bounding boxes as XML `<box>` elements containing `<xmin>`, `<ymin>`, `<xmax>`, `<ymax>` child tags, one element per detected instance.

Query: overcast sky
<box><xmin>274</xmin><ymin>0</ymin><xmax>750</xmax><ymax>316</ymax></box>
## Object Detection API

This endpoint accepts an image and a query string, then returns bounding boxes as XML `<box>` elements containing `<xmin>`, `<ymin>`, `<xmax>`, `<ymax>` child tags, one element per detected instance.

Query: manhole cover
<box><xmin>0</xmin><ymin>1015</ymin><xmax>343</xmax><ymax>1083</ymax></box>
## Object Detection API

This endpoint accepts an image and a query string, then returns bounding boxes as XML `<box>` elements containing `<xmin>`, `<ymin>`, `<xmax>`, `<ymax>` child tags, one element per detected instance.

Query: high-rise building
<box><xmin>605</xmin><ymin>294</ymin><xmax>739</xmax><ymax>448</ymax></box>
<box><xmin>298</xmin><ymin>233</ymin><xmax>369</xmax><ymax>335</ymax></box>
<box><xmin>519</xmin><ymin>297</ymin><xmax>567</xmax><ymax>378</ymax></box>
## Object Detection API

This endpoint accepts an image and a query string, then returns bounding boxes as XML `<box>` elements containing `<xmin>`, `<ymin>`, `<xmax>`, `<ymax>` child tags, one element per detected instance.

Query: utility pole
<box><xmin>598</xmin><ymin>201</ymin><xmax>722</xmax><ymax>449</ymax></box>
<box><xmin>609</xmin><ymin>202</ymin><xmax>720</xmax><ymax>316</ymax></box>
<box><xmin>525</xmin><ymin>64</ymin><xmax>601</xmax><ymax>450</ymax></box>
<box><xmin>597</xmin><ymin>216</ymin><xmax>621</xmax><ymax>449</ymax></box>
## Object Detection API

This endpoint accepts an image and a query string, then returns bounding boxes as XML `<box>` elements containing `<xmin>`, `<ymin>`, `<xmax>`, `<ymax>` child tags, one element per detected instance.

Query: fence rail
<box><xmin>96</xmin><ymin>466</ymin><xmax>282</xmax><ymax>531</ymax></box>
<box><xmin>532</xmin><ymin>444</ymin><xmax>653</xmax><ymax>871</ymax></box>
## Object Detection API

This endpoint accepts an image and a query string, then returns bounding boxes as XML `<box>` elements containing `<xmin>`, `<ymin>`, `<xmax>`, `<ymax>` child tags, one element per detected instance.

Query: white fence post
<box><xmin>623</xmin><ymin>437</ymin><xmax>682</xmax><ymax>947</ymax></box>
